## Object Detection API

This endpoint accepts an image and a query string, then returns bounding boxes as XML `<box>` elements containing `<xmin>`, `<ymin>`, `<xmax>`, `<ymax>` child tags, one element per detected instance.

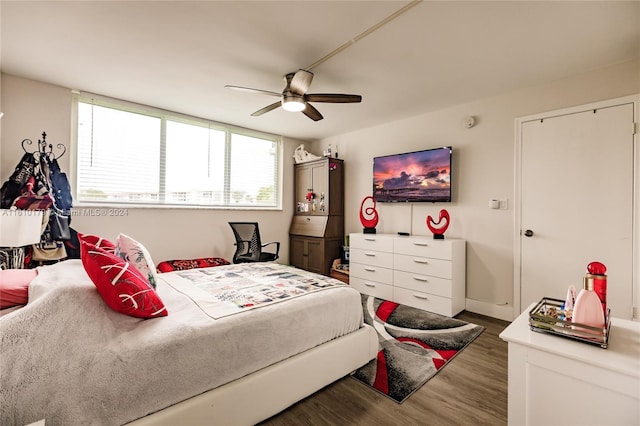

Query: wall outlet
<box><xmin>499</xmin><ymin>199</ymin><xmax>508</xmax><ymax>210</ymax></box>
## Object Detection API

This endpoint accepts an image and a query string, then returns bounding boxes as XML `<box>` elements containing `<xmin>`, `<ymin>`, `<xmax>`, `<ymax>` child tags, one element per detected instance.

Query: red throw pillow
<box><xmin>78</xmin><ymin>233</ymin><xmax>117</xmax><ymax>254</ymax></box>
<box><xmin>156</xmin><ymin>257</ymin><xmax>231</xmax><ymax>273</ymax></box>
<box><xmin>79</xmin><ymin>238</ymin><xmax>167</xmax><ymax>319</ymax></box>
<box><xmin>0</xmin><ymin>269</ymin><xmax>38</xmax><ymax>309</ymax></box>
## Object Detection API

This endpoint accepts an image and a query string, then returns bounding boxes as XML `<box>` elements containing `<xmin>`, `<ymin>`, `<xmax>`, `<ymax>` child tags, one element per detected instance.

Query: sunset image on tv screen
<box><xmin>373</xmin><ymin>147</ymin><xmax>451</xmax><ymax>202</ymax></box>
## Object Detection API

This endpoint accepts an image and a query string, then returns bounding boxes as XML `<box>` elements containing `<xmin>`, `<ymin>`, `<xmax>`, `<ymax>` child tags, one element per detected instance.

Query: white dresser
<box><xmin>349</xmin><ymin>233</ymin><xmax>466</xmax><ymax>317</ymax></box>
<box><xmin>500</xmin><ymin>305</ymin><xmax>640</xmax><ymax>426</ymax></box>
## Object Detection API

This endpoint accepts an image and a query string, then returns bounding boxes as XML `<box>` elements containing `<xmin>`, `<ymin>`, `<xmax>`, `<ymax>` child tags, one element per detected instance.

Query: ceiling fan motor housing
<box><xmin>282</xmin><ymin>93</ymin><xmax>306</xmax><ymax>112</ymax></box>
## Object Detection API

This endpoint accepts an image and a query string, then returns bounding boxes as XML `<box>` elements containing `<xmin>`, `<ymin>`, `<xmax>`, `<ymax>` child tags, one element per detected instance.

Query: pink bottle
<box><xmin>572</xmin><ymin>275</ymin><xmax>605</xmax><ymax>330</ymax></box>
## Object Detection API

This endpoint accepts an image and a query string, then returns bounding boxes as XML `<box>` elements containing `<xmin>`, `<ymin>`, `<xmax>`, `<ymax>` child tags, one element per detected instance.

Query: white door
<box><xmin>519</xmin><ymin>101</ymin><xmax>635</xmax><ymax>319</ymax></box>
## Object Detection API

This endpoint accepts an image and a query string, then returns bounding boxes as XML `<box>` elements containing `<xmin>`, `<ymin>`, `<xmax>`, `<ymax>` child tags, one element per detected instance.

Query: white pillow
<box><xmin>116</xmin><ymin>233</ymin><xmax>159</xmax><ymax>288</ymax></box>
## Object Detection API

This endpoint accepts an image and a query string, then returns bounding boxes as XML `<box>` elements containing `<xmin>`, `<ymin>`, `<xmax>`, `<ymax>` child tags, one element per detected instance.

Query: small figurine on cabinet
<box><xmin>426</xmin><ymin>209</ymin><xmax>450</xmax><ymax>239</ymax></box>
<box><xmin>293</xmin><ymin>144</ymin><xmax>321</xmax><ymax>164</ymax></box>
<box><xmin>359</xmin><ymin>196</ymin><xmax>379</xmax><ymax>234</ymax></box>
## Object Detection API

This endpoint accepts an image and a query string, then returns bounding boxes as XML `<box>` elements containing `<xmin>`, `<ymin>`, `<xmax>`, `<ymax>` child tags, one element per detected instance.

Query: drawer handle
<box><xmin>413</xmin><ymin>294</ymin><xmax>428</xmax><ymax>300</ymax></box>
<box><xmin>364</xmin><ymin>253</ymin><xmax>376</xmax><ymax>257</ymax></box>
<box><xmin>364</xmin><ymin>267</ymin><xmax>376</xmax><ymax>272</ymax></box>
<box><xmin>413</xmin><ymin>277</ymin><xmax>428</xmax><ymax>282</ymax></box>
<box><xmin>413</xmin><ymin>259</ymin><xmax>428</xmax><ymax>264</ymax></box>
<box><xmin>364</xmin><ymin>282</ymin><xmax>376</xmax><ymax>287</ymax></box>
<box><xmin>364</xmin><ymin>238</ymin><xmax>376</xmax><ymax>241</ymax></box>
<box><xmin>413</xmin><ymin>242</ymin><xmax>429</xmax><ymax>247</ymax></box>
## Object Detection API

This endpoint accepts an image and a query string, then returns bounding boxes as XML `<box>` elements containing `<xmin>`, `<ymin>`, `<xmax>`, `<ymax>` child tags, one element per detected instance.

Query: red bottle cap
<box><xmin>587</xmin><ymin>261</ymin><xmax>606</xmax><ymax>275</ymax></box>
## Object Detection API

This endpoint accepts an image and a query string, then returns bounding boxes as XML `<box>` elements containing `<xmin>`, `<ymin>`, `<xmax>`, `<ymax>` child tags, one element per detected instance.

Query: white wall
<box><xmin>319</xmin><ymin>59</ymin><xmax>640</xmax><ymax>320</ymax></box>
<box><xmin>0</xmin><ymin>74</ymin><xmax>301</xmax><ymax>263</ymax></box>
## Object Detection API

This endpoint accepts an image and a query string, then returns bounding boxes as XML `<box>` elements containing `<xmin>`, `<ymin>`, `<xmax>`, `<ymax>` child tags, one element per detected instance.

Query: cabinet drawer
<box><xmin>394</xmin><ymin>254</ymin><xmax>452</xmax><ymax>279</ymax></box>
<box><xmin>394</xmin><ymin>237</ymin><xmax>452</xmax><ymax>260</ymax></box>
<box><xmin>350</xmin><ymin>233</ymin><xmax>394</xmax><ymax>252</ymax></box>
<box><xmin>289</xmin><ymin>216</ymin><xmax>327</xmax><ymax>237</ymax></box>
<box><xmin>393</xmin><ymin>287</ymin><xmax>453</xmax><ymax>316</ymax></box>
<box><xmin>350</xmin><ymin>277</ymin><xmax>393</xmax><ymax>300</ymax></box>
<box><xmin>350</xmin><ymin>263</ymin><xmax>393</xmax><ymax>285</ymax></box>
<box><xmin>350</xmin><ymin>248</ymin><xmax>393</xmax><ymax>269</ymax></box>
<box><xmin>393</xmin><ymin>270</ymin><xmax>452</xmax><ymax>298</ymax></box>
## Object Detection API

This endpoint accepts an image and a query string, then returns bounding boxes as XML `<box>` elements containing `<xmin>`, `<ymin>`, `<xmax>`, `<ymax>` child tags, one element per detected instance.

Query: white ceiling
<box><xmin>2</xmin><ymin>1</ymin><xmax>639</xmax><ymax>141</ymax></box>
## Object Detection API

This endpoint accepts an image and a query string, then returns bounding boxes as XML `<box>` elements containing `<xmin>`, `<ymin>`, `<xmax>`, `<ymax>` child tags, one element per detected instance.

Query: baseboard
<box><xmin>464</xmin><ymin>298</ymin><xmax>514</xmax><ymax>322</ymax></box>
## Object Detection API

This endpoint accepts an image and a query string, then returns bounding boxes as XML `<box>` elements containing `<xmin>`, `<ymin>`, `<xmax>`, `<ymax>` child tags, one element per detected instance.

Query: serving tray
<box><xmin>528</xmin><ymin>297</ymin><xmax>610</xmax><ymax>349</ymax></box>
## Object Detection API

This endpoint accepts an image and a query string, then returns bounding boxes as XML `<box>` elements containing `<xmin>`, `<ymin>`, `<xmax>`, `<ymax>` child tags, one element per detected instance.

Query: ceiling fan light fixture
<box><xmin>282</xmin><ymin>95</ymin><xmax>306</xmax><ymax>112</ymax></box>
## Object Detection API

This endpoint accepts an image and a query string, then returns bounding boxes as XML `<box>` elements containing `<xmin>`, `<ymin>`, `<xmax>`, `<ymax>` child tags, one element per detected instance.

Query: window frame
<box><xmin>71</xmin><ymin>92</ymin><xmax>283</xmax><ymax>210</ymax></box>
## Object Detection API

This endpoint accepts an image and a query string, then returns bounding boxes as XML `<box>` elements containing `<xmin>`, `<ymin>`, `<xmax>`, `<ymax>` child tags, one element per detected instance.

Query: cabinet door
<box><xmin>295</xmin><ymin>164</ymin><xmax>311</xmax><ymax>211</ymax></box>
<box><xmin>305</xmin><ymin>239</ymin><xmax>325</xmax><ymax>273</ymax></box>
<box><xmin>309</xmin><ymin>162</ymin><xmax>328</xmax><ymax>215</ymax></box>
<box><xmin>289</xmin><ymin>237</ymin><xmax>306</xmax><ymax>270</ymax></box>
<box><xmin>327</xmin><ymin>159</ymin><xmax>343</xmax><ymax>215</ymax></box>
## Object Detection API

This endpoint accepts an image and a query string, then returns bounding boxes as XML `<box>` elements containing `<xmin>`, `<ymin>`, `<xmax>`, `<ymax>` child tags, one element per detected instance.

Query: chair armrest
<box><xmin>262</xmin><ymin>241</ymin><xmax>280</xmax><ymax>255</ymax></box>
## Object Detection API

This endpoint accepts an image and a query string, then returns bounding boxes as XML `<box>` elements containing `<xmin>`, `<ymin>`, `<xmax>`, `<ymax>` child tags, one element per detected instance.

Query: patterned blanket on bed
<box><xmin>160</xmin><ymin>263</ymin><xmax>345</xmax><ymax>319</ymax></box>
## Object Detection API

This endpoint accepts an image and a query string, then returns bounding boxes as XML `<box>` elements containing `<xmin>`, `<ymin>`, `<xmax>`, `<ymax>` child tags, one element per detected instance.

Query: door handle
<box><xmin>524</xmin><ymin>229</ymin><xmax>534</xmax><ymax>237</ymax></box>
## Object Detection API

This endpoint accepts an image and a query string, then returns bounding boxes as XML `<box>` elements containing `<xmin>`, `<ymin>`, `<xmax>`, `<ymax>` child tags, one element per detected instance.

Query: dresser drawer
<box><xmin>350</xmin><ymin>263</ymin><xmax>393</xmax><ymax>285</ymax></box>
<box><xmin>350</xmin><ymin>248</ymin><xmax>394</xmax><ymax>269</ymax></box>
<box><xmin>394</xmin><ymin>237</ymin><xmax>453</xmax><ymax>260</ymax></box>
<box><xmin>350</xmin><ymin>277</ymin><xmax>393</xmax><ymax>300</ymax></box>
<box><xmin>350</xmin><ymin>233</ymin><xmax>394</xmax><ymax>252</ymax></box>
<box><xmin>393</xmin><ymin>254</ymin><xmax>452</xmax><ymax>279</ymax></box>
<box><xmin>393</xmin><ymin>287</ymin><xmax>453</xmax><ymax>317</ymax></box>
<box><xmin>393</xmin><ymin>270</ymin><xmax>452</xmax><ymax>298</ymax></box>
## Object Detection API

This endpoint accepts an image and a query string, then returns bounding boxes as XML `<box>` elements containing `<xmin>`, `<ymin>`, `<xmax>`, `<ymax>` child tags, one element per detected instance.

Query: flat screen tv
<box><xmin>373</xmin><ymin>146</ymin><xmax>452</xmax><ymax>203</ymax></box>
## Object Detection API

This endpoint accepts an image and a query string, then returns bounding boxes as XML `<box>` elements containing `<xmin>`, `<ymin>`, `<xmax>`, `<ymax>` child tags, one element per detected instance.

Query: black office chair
<box><xmin>228</xmin><ymin>222</ymin><xmax>280</xmax><ymax>263</ymax></box>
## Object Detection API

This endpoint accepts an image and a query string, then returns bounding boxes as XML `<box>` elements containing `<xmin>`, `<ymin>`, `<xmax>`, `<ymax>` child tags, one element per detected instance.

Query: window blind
<box><xmin>75</xmin><ymin>95</ymin><xmax>281</xmax><ymax>208</ymax></box>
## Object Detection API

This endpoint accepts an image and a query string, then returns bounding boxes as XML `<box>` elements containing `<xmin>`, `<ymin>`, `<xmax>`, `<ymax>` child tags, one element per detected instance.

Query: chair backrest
<box><xmin>228</xmin><ymin>222</ymin><xmax>262</xmax><ymax>262</ymax></box>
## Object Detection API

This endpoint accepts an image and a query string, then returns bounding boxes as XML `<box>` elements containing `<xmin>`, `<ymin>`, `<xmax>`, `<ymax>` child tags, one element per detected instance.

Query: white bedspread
<box><xmin>162</xmin><ymin>262</ymin><xmax>347</xmax><ymax>318</ymax></box>
<box><xmin>0</xmin><ymin>260</ymin><xmax>364</xmax><ymax>426</ymax></box>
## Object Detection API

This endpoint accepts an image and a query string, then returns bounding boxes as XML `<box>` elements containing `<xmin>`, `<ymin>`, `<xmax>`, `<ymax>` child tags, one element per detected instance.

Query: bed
<box><xmin>0</xmin><ymin>260</ymin><xmax>378</xmax><ymax>426</ymax></box>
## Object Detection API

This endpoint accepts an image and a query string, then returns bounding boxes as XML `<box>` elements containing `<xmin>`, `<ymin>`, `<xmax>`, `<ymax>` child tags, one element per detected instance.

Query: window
<box><xmin>75</xmin><ymin>95</ymin><xmax>281</xmax><ymax>208</ymax></box>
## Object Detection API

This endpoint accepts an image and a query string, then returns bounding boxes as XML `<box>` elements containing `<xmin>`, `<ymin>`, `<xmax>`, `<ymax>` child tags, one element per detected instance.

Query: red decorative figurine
<box><xmin>426</xmin><ymin>209</ymin><xmax>450</xmax><ymax>239</ymax></box>
<box><xmin>360</xmin><ymin>196</ymin><xmax>379</xmax><ymax>234</ymax></box>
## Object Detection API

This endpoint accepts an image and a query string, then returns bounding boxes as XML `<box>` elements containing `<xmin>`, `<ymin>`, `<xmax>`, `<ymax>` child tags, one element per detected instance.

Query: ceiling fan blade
<box><xmin>306</xmin><ymin>93</ymin><xmax>362</xmax><ymax>103</ymax></box>
<box><xmin>302</xmin><ymin>103</ymin><xmax>323</xmax><ymax>121</ymax></box>
<box><xmin>289</xmin><ymin>69</ymin><xmax>314</xmax><ymax>95</ymax></box>
<box><xmin>251</xmin><ymin>101</ymin><xmax>282</xmax><ymax>117</ymax></box>
<box><xmin>225</xmin><ymin>85</ymin><xmax>281</xmax><ymax>97</ymax></box>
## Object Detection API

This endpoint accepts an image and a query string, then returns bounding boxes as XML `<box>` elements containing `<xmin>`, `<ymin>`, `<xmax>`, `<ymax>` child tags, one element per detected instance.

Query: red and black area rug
<box><xmin>351</xmin><ymin>295</ymin><xmax>484</xmax><ymax>403</ymax></box>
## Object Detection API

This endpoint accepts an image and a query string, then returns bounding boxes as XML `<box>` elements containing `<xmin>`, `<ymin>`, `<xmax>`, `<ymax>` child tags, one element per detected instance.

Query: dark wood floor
<box><xmin>260</xmin><ymin>311</ymin><xmax>510</xmax><ymax>426</ymax></box>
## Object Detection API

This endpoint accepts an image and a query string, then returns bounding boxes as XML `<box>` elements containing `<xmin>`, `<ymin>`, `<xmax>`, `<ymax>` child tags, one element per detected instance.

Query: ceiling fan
<box><xmin>225</xmin><ymin>69</ymin><xmax>362</xmax><ymax>121</ymax></box>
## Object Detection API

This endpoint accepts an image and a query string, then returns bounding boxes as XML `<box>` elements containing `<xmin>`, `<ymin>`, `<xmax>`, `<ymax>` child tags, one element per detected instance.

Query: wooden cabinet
<box><xmin>500</xmin><ymin>306</ymin><xmax>640</xmax><ymax>425</ymax></box>
<box><xmin>290</xmin><ymin>235</ymin><xmax>325</xmax><ymax>273</ymax></box>
<box><xmin>350</xmin><ymin>233</ymin><xmax>466</xmax><ymax>317</ymax></box>
<box><xmin>290</xmin><ymin>158</ymin><xmax>344</xmax><ymax>275</ymax></box>
<box><xmin>330</xmin><ymin>268</ymin><xmax>349</xmax><ymax>284</ymax></box>
<box><xmin>294</xmin><ymin>158</ymin><xmax>343</xmax><ymax>216</ymax></box>
<box><xmin>290</xmin><ymin>235</ymin><xmax>342</xmax><ymax>275</ymax></box>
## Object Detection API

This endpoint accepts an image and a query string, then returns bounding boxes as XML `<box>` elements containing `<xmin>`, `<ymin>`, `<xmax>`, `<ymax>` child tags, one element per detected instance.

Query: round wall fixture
<box><xmin>463</xmin><ymin>116</ymin><xmax>476</xmax><ymax>128</ymax></box>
